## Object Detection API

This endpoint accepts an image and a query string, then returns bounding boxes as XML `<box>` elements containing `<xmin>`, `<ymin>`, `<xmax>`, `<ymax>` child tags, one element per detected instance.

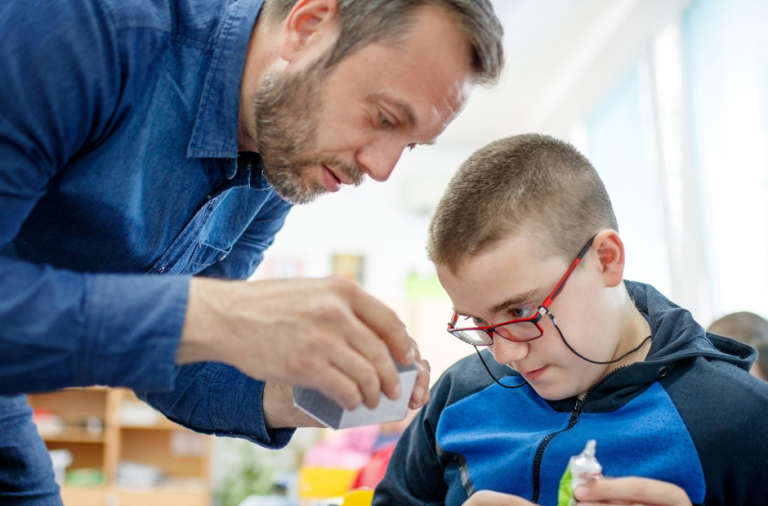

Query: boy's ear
<box><xmin>593</xmin><ymin>230</ymin><xmax>625</xmax><ymax>288</ymax></box>
<box><xmin>279</xmin><ymin>0</ymin><xmax>339</xmax><ymax>64</ymax></box>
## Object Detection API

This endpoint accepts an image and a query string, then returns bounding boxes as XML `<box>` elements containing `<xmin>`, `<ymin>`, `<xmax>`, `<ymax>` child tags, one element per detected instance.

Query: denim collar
<box><xmin>187</xmin><ymin>0</ymin><xmax>265</xmax><ymax>159</ymax></box>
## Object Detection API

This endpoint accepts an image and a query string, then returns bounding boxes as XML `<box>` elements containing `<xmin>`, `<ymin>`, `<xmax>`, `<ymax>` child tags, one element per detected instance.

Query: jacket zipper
<box><xmin>529</xmin><ymin>366</ymin><xmax>626</xmax><ymax>503</ymax></box>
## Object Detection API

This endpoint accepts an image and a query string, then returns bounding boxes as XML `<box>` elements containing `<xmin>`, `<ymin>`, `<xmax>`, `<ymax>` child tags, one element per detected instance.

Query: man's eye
<box><xmin>379</xmin><ymin>112</ymin><xmax>395</xmax><ymax>129</ymax></box>
<box><xmin>470</xmin><ymin>317</ymin><xmax>485</xmax><ymax>326</ymax></box>
<box><xmin>510</xmin><ymin>307</ymin><xmax>534</xmax><ymax>319</ymax></box>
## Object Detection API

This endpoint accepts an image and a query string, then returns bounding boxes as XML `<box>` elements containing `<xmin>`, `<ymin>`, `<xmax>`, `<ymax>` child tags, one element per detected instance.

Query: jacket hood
<box><xmin>627</xmin><ymin>280</ymin><xmax>755</xmax><ymax>369</ymax></box>
<box><xmin>548</xmin><ymin>280</ymin><xmax>756</xmax><ymax>413</ymax></box>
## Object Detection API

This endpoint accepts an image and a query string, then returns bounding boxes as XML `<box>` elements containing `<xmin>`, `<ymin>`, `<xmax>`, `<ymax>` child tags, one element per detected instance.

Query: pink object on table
<box><xmin>303</xmin><ymin>425</ymin><xmax>381</xmax><ymax>470</ymax></box>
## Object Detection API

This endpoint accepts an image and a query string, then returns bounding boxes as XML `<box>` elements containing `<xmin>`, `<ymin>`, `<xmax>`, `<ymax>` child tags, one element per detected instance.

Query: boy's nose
<box><xmin>490</xmin><ymin>335</ymin><xmax>530</xmax><ymax>365</ymax></box>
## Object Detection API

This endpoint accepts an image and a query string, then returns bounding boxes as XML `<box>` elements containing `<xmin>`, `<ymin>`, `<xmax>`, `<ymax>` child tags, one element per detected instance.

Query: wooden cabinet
<box><xmin>27</xmin><ymin>388</ymin><xmax>211</xmax><ymax>506</ymax></box>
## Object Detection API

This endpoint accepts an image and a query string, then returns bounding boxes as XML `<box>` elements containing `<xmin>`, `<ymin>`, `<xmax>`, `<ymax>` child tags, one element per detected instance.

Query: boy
<box><xmin>374</xmin><ymin>134</ymin><xmax>768</xmax><ymax>506</ymax></box>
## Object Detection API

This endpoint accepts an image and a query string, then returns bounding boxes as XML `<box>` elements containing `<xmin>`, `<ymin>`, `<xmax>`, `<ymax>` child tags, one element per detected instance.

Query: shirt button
<box><xmin>219</xmin><ymin>255</ymin><xmax>227</xmax><ymax>262</ymax></box>
<box><xmin>157</xmin><ymin>267</ymin><xmax>165</xmax><ymax>274</ymax></box>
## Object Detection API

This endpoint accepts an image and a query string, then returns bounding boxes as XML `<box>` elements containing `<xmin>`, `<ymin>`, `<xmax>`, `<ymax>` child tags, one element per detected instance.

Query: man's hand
<box><xmin>262</xmin><ymin>381</ymin><xmax>324</xmax><ymax>428</ymax></box>
<box><xmin>463</xmin><ymin>491</ymin><xmax>535</xmax><ymax>506</ymax></box>
<box><xmin>575</xmin><ymin>477</ymin><xmax>692</xmax><ymax>506</ymax></box>
<box><xmin>177</xmin><ymin>276</ymin><xmax>430</xmax><ymax>411</ymax></box>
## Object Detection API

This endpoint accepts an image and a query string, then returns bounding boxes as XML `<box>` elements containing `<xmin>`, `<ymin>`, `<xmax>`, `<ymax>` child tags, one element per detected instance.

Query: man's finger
<box><xmin>341</xmin><ymin>278</ymin><xmax>414</xmax><ymax>364</ymax></box>
<box><xmin>409</xmin><ymin>359</ymin><xmax>431</xmax><ymax>409</ymax></box>
<box><xmin>309</xmin><ymin>363</ymin><xmax>366</xmax><ymax>411</ymax></box>
<box><xmin>338</xmin><ymin>309</ymin><xmax>403</xmax><ymax>402</ymax></box>
<box><xmin>328</xmin><ymin>343</ymin><xmax>383</xmax><ymax>409</ymax></box>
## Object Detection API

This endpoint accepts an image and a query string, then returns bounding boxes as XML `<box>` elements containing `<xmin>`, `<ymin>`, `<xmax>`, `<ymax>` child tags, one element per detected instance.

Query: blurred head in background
<box><xmin>708</xmin><ymin>312</ymin><xmax>768</xmax><ymax>380</ymax></box>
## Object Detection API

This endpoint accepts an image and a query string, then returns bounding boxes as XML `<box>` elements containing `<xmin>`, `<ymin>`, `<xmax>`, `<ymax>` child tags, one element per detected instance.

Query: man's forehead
<box><xmin>433</xmin><ymin>79</ymin><xmax>472</xmax><ymax>131</ymax></box>
<box><xmin>374</xmin><ymin>69</ymin><xmax>472</xmax><ymax>142</ymax></box>
<box><xmin>372</xmin><ymin>5</ymin><xmax>475</xmax><ymax>136</ymax></box>
<box><xmin>371</xmin><ymin>80</ymin><xmax>469</xmax><ymax>129</ymax></box>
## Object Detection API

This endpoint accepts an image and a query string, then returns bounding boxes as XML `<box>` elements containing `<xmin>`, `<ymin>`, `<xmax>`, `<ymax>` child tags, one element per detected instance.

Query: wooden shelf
<box><xmin>28</xmin><ymin>387</ymin><xmax>211</xmax><ymax>506</ymax></box>
<box><xmin>118</xmin><ymin>418</ymin><xmax>183</xmax><ymax>431</ymax></box>
<box><xmin>38</xmin><ymin>427</ymin><xmax>105</xmax><ymax>443</ymax></box>
<box><xmin>60</xmin><ymin>485</ymin><xmax>211</xmax><ymax>506</ymax></box>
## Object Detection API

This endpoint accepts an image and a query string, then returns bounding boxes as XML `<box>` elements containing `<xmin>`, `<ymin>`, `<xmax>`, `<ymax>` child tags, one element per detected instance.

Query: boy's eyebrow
<box><xmin>454</xmin><ymin>289</ymin><xmax>543</xmax><ymax>319</ymax></box>
<box><xmin>488</xmin><ymin>289</ymin><xmax>541</xmax><ymax>314</ymax></box>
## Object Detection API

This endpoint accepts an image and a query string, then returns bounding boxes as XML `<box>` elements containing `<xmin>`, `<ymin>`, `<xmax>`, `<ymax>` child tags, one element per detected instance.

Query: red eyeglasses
<box><xmin>446</xmin><ymin>236</ymin><xmax>595</xmax><ymax>346</ymax></box>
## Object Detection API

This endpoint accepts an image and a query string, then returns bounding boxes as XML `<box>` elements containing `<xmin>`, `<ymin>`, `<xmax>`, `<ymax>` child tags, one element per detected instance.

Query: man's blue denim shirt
<box><xmin>0</xmin><ymin>0</ymin><xmax>294</xmax><ymax>501</ymax></box>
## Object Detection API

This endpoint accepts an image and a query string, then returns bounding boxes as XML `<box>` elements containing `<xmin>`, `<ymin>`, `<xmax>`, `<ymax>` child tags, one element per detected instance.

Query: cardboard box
<box><xmin>293</xmin><ymin>361</ymin><xmax>418</xmax><ymax>429</ymax></box>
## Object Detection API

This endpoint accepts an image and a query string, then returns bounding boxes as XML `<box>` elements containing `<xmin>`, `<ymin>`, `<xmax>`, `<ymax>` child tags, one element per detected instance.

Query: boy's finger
<box><xmin>575</xmin><ymin>477</ymin><xmax>691</xmax><ymax>506</ymax></box>
<box><xmin>466</xmin><ymin>490</ymin><xmax>537</xmax><ymax>505</ymax></box>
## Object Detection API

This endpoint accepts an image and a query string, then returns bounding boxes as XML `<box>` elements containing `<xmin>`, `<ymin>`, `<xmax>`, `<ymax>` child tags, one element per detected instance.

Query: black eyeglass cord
<box><xmin>474</xmin><ymin>310</ymin><xmax>652</xmax><ymax>387</ymax></box>
<box><xmin>474</xmin><ymin>346</ymin><xmax>529</xmax><ymax>389</ymax></box>
<box><xmin>544</xmin><ymin>310</ymin><xmax>652</xmax><ymax>365</ymax></box>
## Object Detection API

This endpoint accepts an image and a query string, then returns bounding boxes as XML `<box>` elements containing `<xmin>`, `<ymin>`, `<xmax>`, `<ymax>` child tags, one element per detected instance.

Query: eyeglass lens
<box><xmin>451</xmin><ymin>320</ymin><xmax>542</xmax><ymax>345</ymax></box>
<box><xmin>494</xmin><ymin>321</ymin><xmax>543</xmax><ymax>341</ymax></box>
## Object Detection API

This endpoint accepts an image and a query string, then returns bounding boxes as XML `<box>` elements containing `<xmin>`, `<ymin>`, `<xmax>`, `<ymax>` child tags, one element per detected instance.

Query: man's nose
<box><xmin>490</xmin><ymin>335</ymin><xmax>530</xmax><ymax>365</ymax></box>
<box><xmin>356</xmin><ymin>138</ymin><xmax>407</xmax><ymax>182</ymax></box>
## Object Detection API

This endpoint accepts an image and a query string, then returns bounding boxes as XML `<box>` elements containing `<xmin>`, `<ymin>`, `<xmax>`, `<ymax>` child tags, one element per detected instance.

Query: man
<box><xmin>0</xmin><ymin>0</ymin><xmax>503</xmax><ymax>502</ymax></box>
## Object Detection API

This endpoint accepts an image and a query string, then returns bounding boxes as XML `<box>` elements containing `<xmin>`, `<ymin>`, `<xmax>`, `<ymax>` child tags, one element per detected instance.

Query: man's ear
<box><xmin>279</xmin><ymin>0</ymin><xmax>339</xmax><ymax>64</ymax></box>
<box><xmin>593</xmin><ymin>229</ymin><xmax>625</xmax><ymax>288</ymax></box>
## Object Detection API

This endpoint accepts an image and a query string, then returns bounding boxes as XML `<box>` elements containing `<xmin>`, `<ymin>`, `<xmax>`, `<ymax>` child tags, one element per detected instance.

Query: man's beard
<box><xmin>254</xmin><ymin>59</ymin><xmax>365</xmax><ymax>205</ymax></box>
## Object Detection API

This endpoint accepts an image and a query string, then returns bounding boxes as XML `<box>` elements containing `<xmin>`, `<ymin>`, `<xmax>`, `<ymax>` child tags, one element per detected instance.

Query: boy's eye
<box><xmin>462</xmin><ymin>315</ymin><xmax>485</xmax><ymax>326</ymax></box>
<box><xmin>510</xmin><ymin>307</ymin><xmax>535</xmax><ymax>319</ymax></box>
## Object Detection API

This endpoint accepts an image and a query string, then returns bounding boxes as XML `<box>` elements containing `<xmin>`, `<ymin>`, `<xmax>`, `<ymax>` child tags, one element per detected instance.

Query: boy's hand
<box><xmin>575</xmin><ymin>477</ymin><xmax>692</xmax><ymax>505</ymax></box>
<box><xmin>463</xmin><ymin>491</ymin><xmax>536</xmax><ymax>505</ymax></box>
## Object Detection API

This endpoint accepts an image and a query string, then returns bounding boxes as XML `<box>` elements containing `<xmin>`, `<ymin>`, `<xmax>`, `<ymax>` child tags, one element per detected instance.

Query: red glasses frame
<box><xmin>446</xmin><ymin>236</ymin><xmax>596</xmax><ymax>346</ymax></box>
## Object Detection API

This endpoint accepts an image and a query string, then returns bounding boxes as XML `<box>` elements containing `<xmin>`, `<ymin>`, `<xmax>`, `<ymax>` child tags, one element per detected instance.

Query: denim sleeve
<box><xmin>136</xmin><ymin>363</ymin><xmax>296</xmax><ymax>449</ymax></box>
<box><xmin>140</xmin><ymin>195</ymin><xmax>295</xmax><ymax>445</ymax></box>
<box><xmin>0</xmin><ymin>0</ymin><xmax>185</xmax><ymax>395</ymax></box>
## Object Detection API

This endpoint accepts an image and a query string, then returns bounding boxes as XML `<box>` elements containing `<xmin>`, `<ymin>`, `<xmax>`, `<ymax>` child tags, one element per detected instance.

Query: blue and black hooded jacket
<box><xmin>374</xmin><ymin>281</ymin><xmax>768</xmax><ymax>506</ymax></box>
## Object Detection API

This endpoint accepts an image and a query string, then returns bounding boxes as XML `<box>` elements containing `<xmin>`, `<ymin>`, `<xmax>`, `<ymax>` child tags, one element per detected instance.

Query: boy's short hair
<box><xmin>708</xmin><ymin>312</ymin><xmax>768</xmax><ymax>373</ymax></box>
<box><xmin>427</xmin><ymin>134</ymin><xmax>618</xmax><ymax>273</ymax></box>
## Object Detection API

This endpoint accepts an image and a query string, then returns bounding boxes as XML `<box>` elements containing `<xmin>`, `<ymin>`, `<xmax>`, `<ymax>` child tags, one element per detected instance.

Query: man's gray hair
<box><xmin>264</xmin><ymin>0</ymin><xmax>504</xmax><ymax>86</ymax></box>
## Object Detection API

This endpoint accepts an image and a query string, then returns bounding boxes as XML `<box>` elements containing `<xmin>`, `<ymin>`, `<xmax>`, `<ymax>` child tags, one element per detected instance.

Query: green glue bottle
<box><xmin>558</xmin><ymin>439</ymin><xmax>602</xmax><ymax>506</ymax></box>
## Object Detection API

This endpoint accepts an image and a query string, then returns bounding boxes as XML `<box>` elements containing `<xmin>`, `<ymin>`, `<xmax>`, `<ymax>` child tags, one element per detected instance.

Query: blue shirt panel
<box><xmin>437</xmin><ymin>379</ymin><xmax>706</xmax><ymax>506</ymax></box>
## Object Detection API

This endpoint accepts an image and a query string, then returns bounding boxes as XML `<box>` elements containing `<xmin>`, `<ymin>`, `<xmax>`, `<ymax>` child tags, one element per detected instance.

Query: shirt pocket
<box><xmin>184</xmin><ymin>242</ymin><xmax>233</xmax><ymax>275</ymax></box>
<box><xmin>145</xmin><ymin>198</ymin><xmax>219</xmax><ymax>275</ymax></box>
